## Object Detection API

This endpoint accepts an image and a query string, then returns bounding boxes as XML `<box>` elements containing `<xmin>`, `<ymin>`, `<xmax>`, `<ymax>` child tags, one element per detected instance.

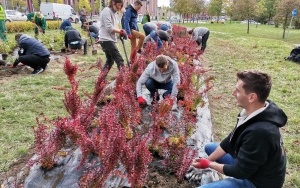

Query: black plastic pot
<box><xmin>1</xmin><ymin>54</ymin><xmax>8</xmax><ymax>60</ymax></box>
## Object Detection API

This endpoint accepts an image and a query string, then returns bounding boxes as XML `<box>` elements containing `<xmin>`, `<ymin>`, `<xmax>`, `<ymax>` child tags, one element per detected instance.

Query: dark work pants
<box><xmin>34</xmin><ymin>25</ymin><xmax>45</xmax><ymax>38</ymax></box>
<box><xmin>100</xmin><ymin>41</ymin><xmax>124</xmax><ymax>71</ymax></box>
<box><xmin>19</xmin><ymin>54</ymin><xmax>50</xmax><ymax>69</ymax></box>
<box><xmin>201</xmin><ymin>30</ymin><xmax>210</xmax><ymax>51</ymax></box>
<box><xmin>69</xmin><ymin>39</ymin><xmax>88</xmax><ymax>54</ymax></box>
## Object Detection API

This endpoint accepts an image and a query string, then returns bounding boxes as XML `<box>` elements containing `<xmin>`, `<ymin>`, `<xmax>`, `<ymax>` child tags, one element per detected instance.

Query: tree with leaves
<box><xmin>275</xmin><ymin>0</ymin><xmax>300</xmax><ymax>38</ymax></box>
<box><xmin>233</xmin><ymin>0</ymin><xmax>259</xmax><ymax>33</ymax></box>
<box><xmin>208</xmin><ymin>0</ymin><xmax>223</xmax><ymax>23</ymax></box>
<box><xmin>79</xmin><ymin>0</ymin><xmax>91</xmax><ymax>13</ymax></box>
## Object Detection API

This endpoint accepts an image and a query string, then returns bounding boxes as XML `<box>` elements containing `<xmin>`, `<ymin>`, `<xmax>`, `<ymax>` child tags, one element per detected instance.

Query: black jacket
<box><xmin>220</xmin><ymin>100</ymin><xmax>287</xmax><ymax>188</ymax></box>
<box><xmin>64</xmin><ymin>30</ymin><xmax>82</xmax><ymax>48</ymax></box>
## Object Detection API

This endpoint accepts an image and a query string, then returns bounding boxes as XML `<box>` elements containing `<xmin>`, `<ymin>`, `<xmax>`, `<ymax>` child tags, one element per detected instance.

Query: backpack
<box><xmin>285</xmin><ymin>47</ymin><xmax>300</xmax><ymax>63</ymax></box>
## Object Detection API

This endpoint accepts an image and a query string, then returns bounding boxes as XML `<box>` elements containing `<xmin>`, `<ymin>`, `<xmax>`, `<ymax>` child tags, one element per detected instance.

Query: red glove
<box><xmin>128</xmin><ymin>34</ymin><xmax>133</xmax><ymax>39</ymax></box>
<box><xmin>137</xmin><ymin>97</ymin><xmax>146</xmax><ymax>105</ymax></box>
<box><xmin>120</xmin><ymin>29</ymin><xmax>126</xmax><ymax>37</ymax></box>
<box><xmin>193</xmin><ymin>158</ymin><xmax>211</xmax><ymax>169</ymax></box>
<box><xmin>8</xmin><ymin>64</ymin><xmax>15</xmax><ymax>68</ymax></box>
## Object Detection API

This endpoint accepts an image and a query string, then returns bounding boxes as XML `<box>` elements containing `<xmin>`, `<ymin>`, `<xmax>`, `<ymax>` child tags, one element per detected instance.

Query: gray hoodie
<box><xmin>192</xmin><ymin>27</ymin><xmax>209</xmax><ymax>41</ymax></box>
<box><xmin>99</xmin><ymin>7</ymin><xmax>119</xmax><ymax>42</ymax></box>
<box><xmin>136</xmin><ymin>56</ymin><xmax>180</xmax><ymax>97</ymax></box>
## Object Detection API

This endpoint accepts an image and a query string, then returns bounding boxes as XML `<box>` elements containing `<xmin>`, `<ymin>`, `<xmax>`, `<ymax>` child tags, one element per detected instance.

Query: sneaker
<box><xmin>31</xmin><ymin>67</ymin><xmax>44</xmax><ymax>75</ymax></box>
<box><xmin>42</xmin><ymin>64</ymin><xmax>48</xmax><ymax>72</ymax></box>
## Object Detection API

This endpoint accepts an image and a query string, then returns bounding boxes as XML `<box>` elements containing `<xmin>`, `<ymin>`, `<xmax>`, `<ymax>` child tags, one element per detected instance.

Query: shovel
<box><xmin>120</xmin><ymin>36</ymin><xmax>130</xmax><ymax>68</ymax></box>
<box><xmin>89</xmin><ymin>35</ymin><xmax>97</xmax><ymax>55</ymax></box>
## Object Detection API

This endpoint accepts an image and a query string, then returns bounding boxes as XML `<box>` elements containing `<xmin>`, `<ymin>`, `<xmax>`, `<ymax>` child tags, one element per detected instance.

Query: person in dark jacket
<box><xmin>143</xmin><ymin>30</ymin><xmax>172</xmax><ymax>49</ymax></box>
<box><xmin>10</xmin><ymin>33</ymin><xmax>50</xmax><ymax>74</ymax></box>
<box><xmin>122</xmin><ymin>0</ymin><xmax>145</xmax><ymax>53</ymax></box>
<box><xmin>64</xmin><ymin>28</ymin><xmax>87</xmax><ymax>55</ymax></box>
<box><xmin>189</xmin><ymin>70</ymin><xmax>287</xmax><ymax>188</ymax></box>
<box><xmin>142</xmin><ymin>22</ymin><xmax>157</xmax><ymax>36</ymax></box>
<box><xmin>79</xmin><ymin>6</ymin><xmax>87</xmax><ymax>29</ymax></box>
<box><xmin>60</xmin><ymin>17</ymin><xmax>73</xmax><ymax>31</ymax></box>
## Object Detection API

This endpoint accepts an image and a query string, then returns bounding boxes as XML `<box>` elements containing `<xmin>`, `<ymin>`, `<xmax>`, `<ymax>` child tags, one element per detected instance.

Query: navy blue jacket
<box><xmin>18</xmin><ymin>35</ymin><xmax>50</xmax><ymax>57</ymax></box>
<box><xmin>60</xmin><ymin>19</ymin><xmax>72</xmax><ymax>31</ymax></box>
<box><xmin>122</xmin><ymin>4</ymin><xmax>139</xmax><ymax>35</ymax></box>
<box><xmin>220</xmin><ymin>101</ymin><xmax>287</xmax><ymax>188</ymax></box>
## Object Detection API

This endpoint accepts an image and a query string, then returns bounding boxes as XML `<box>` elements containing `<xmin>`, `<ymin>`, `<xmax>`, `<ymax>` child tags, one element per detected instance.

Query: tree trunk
<box><xmin>282</xmin><ymin>14</ymin><xmax>289</xmax><ymax>38</ymax></box>
<box><xmin>247</xmin><ymin>19</ymin><xmax>250</xmax><ymax>34</ymax></box>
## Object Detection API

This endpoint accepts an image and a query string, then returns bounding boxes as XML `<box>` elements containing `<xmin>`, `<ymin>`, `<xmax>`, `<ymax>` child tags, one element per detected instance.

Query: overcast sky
<box><xmin>158</xmin><ymin>0</ymin><xmax>170</xmax><ymax>7</ymax></box>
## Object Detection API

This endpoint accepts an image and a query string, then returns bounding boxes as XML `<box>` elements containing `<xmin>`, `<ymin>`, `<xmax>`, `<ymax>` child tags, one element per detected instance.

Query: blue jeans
<box><xmin>198</xmin><ymin>142</ymin><xmax>256</xmax><ymax>188</ymax></box>
<box><xmin>150</xmin><ymin>31</ymin><xmax>163</xmax><ymax>49</ymax></box>
<box><xmin>145</xmin><ymin>78</ymin><xmax>173</xmax><ymax>98</ymax></box>
<box><xmin>143</xmin><ymin>24</ymin><xmax>153</xmax><ymax>36</ymax></box>
<box><xmin>90</xmin><ymin>32</ymin><xmax>99</xmax><ymax>39</ymax></box>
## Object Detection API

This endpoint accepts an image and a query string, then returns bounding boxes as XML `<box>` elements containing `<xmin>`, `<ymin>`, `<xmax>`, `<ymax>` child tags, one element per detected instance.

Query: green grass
<box><xmin>182</xmin><ymin>22</ymin><xmax>300</xmax><ymax>187</ymax></box>
<box><xmin>0</xmin><ymin>22</ymin><xmax>299</xmax><ymax>187</ymax></box>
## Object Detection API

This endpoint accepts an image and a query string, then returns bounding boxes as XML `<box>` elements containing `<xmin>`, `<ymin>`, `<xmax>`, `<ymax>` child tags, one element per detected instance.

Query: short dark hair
<box><xmin>68</xmin><ymin>17</ymin><xmax>73</xmax><ymax>21</ymax></box>
<box><xmin>156</xmin><ymin>55</ymin><xmax>168</xmax><ymax>68</ymax></box>
<box><xmin>237</xmin><ymin>70</ymin><xmax>272</xmax><ymax>102</ymax></box>
<box><xmin>15</xmin><ymin>33</ymin><xmax>22</xmax><ymax>41</ymax></box>
<box><xmin>134</xmin><ymin>0</ymin><xmax>143</xmax><ymax>6</ymax></box>
<box><xmin>188</xmin><ymin>29</ymin><xmax>194</xmax><ymax>35</ymax></box>
<box><xmin>109</xmin><ymin>0</ymin><xmax>124</xmax><ymax>8</ymax></box>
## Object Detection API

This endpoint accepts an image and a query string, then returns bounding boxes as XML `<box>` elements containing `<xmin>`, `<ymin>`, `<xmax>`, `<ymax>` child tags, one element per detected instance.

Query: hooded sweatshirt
<box><xmin>18</xmin><ymin>34</ymin><xmax>50</xmax><ymax>57</ymax></box>
<box><xmin>136</xmin><ymin>56</ymin><xmax>180</xmax><ymax>97</ymax></box>
<box><xmin>191</xmin><ymin>27</ymin><xmax>209</xmax><ymax>41</ymax></box>
<box><xmin>220</xmin><ymin>101</ymin><xmax>287</xmax><ymax>188</ymax></box>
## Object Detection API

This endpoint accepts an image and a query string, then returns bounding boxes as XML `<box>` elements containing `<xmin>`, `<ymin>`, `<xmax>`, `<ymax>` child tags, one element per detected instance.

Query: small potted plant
<box><xmin>0</xmin><ymin>43</ymin><xmax>10</xmax><ymax>60</ymax></box>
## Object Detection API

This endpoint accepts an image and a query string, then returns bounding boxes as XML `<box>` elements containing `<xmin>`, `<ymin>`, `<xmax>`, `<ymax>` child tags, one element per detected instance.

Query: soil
<box><xmin>0</xmin><ymin>54</ymin><xmax>194</xmax><ymax>188</ymax></box>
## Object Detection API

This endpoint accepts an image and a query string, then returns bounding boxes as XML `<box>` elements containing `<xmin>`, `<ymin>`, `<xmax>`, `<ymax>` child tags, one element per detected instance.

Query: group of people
<box><xmin>1</xmin><ymin>2</ymin><xmax>288</xmax><ymax>187</ymax></box>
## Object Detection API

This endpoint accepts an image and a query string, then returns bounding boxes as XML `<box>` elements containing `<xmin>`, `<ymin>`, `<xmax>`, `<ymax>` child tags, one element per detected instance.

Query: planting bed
<box><xmin>0</xmin><ymin>25</ymin><xmax>217</xmax><ymax>188</ymax></box>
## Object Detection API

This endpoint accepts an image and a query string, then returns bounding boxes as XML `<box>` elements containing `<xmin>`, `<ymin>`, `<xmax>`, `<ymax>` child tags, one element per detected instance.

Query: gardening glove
<box><xmin>193</xmin><ymin>158</ymin><xmax>211</xmax><ymax>169</ymax></box>
<box><xmin>12</xmin><ymin>58</ymin><xmax>19</xmax><ymax>67</ymax></box>
<box><xmin>128</xmin><ymin>34</ymin><xmax>133</xmax><ymax>39</ymax></box>
<box><xmin>8</xmin><ymin>64</ymin><xmax>15</xmax><ymax>68</ymax></box>
<box><xmin>184</xmin><ymin>166</ymin><xmax>203</xmax><ymax>185</ymax></box>
<box><xmin>119</xmin><ymin>29</ymin><xmax>127</xmax><ymax>40</ymax></box>
<box><xmin>137</xmin><ymin>96</ymin><xmax>147</xmax><ymax>105</ymax></box>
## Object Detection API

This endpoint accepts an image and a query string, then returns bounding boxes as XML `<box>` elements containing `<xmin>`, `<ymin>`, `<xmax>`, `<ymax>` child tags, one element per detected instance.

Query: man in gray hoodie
<box><xmin>188</xmin><ymin>27</ymin><xmax>210</xmax><ymax>52</ymax></box>
<box><xmin>136</xmin><ymin>54</ymin><xmax>180</xmax><ymax>105</ymax></box>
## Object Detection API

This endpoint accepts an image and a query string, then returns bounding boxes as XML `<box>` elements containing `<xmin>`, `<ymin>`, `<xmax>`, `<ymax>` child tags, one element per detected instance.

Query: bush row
<box><xmin>6</xmin><ymin>21</ymin><xmax>62</xmax><ymax>33</ymax></box>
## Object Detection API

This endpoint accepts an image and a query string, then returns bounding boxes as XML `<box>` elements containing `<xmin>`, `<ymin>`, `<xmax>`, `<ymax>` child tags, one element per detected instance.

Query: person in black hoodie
<box><xmin>64</xmin><ymin>28</ymin><xmax>87</xmax><ymax>55</ymax></box>
<box><xmin>189</xmin><ymin>70</ymin><xmax>287</xmax><ymax>188</ymax></box>
<box><xmin>10</xmin><ymin>33</ymin><xmax>50</xmax><ymax>74</ymax></box>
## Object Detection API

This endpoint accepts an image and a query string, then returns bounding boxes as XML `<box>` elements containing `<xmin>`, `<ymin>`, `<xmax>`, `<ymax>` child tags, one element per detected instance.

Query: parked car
<box><xmin>167</xmin><ymin>16</ymin><xmax>180</xmax><ymax>23</ymax></box>
<box><xmin>241</xmin><ymin>20</ymin><xmax>261</xmax><ymax>25</ymax></box>
<box><xmin>5</xmin><ymin>10</ymin><xmax>27</xmax><ymax>22</ymax></box>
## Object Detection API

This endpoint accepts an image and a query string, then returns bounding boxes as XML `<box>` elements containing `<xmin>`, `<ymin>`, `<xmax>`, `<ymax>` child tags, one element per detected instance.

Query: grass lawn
<box><xmin>0</xmin><ymin>22</ymin><xmax>299</xmax><ymax>187</ymax></box>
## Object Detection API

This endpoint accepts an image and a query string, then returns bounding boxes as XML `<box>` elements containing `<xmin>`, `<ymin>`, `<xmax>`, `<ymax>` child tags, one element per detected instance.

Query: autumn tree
<box><xmin>190</xmin><ymin>0</ymin><xmax>205</xmax><ymax>23</ymax></box>
<box><xmin>264</xmin><ymin>0</ymin><xmax>278</xmax><ymax>22</ymax></box>
<box><xmin>275</xmin><ymin>0</ymin><xmax>300</xmax><ymax>38</ymax></box>
<box><xmin>172</xmin><ymin>0</ymin><xmax>191</xmax><ymax>23</ymax></box>
<box><xmin>208</xmin><ymin>0</ymin><xmax>223</xmax><ymax>22</ymax></box>
<box><xmin>79</xmin><ymin>0</ymin><xmax>92</xmax><ymax>13</ymax></box>
<box><xmin>223</xmin><ymin>0</ymin><xmax>233</xmax><ymax>23</ymax></box>
<box><xmin>233</xmin><ymin>0</ymin><xmax>259</xmax><ymax>33</ymax></box>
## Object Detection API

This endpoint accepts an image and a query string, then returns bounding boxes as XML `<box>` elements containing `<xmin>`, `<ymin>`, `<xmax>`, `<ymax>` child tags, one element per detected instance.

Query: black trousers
<box><xmin>99</xmin><ymin>41</ymin><xmax>124</xmax><ymax>71</ymax></box>
<box><xmin>201</xmin><ymin>30</ymin><xmax>210</xmax><ymax>51</ymax></box>
<box><xmin>19</xmin><ymin>54</ymin><xmax>50</xmax><ymax>69</ymax></box>
<box><xmin>69</xmin><ymin>39</ymin><xmax>87</xmax><ymax>53</ymax></box>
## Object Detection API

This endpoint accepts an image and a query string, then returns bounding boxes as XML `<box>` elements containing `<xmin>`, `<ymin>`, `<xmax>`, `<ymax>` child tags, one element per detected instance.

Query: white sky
<box><xmin>158</xmin><ymin>0</ymin><xmax>170</xmax><ymax>7</ymax></box>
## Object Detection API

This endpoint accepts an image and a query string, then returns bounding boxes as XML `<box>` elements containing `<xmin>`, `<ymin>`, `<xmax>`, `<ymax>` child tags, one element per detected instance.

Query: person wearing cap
<box><xmin>60</xmin><ymin>17</ymin><xmax>74</xmax><ymax>31</ymax></box>
<box><xmin>27</xmin><ymin>12</ymin><xmax>47</xmax><ymax>38</ymax></box>
<box><xmin>157</xmin><ymin>21</ymin><xmax>172</xmax><ymax>31</ymax></box>
<box><xmin>188</xmin><ymin>27</ymin><xmax>210</xmax><ymax>52</ymax></box>
<box><xmin>136</xmin><ymin>54</ymin><xmax>180</xmax><ymax>105</ymax></box>
<box><xmin>10</xmin><ymin>33</ymin><xmax>50</xmax><ymax>75</ymax></box>
<box><xmin>0</xmin><ymin>1</ymin><xmax>7</xmax><ymax>41</ymax></box>
<box><xmin>122</xmin><ymin>0</ymin><xmax>145</xmax><ymax>53</ymax></box>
